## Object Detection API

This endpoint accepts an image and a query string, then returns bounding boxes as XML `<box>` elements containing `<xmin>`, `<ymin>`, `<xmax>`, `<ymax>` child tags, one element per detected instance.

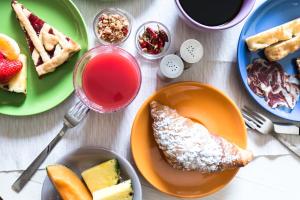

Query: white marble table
<box><xmin>1</xmin><ymin>0</ymin><xmax>300</xmax><ymax>199</ymax></box>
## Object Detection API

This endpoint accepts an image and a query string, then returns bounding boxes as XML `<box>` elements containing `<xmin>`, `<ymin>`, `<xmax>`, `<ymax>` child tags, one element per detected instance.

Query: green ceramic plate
<box><xmin>0</xmin><ymin>0</ymin><xmax>88</xmax><ymax>116</ymax></box>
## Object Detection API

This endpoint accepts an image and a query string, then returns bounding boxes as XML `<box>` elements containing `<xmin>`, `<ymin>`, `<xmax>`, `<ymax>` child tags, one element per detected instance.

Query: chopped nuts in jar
<box><xmin>96</xmin><ymin>13</ymin><xmax>129</xmax><ymax>43</ymax></box>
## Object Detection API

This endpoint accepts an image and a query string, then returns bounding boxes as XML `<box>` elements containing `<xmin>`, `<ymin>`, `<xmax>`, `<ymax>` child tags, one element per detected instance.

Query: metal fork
<box><xmin>12</xmin><ymin>100</ymin><xmax>90</xmax><ymax>192</ymax></box>
<box><xmin>242</xmin><ymin>106</ymin><xmax>299</xmax><ymax>135</ymax></box>
<box><xmin>241</xmin><ymin>106</ymin><xmax>300</xmax><ymax>158</ymax></box>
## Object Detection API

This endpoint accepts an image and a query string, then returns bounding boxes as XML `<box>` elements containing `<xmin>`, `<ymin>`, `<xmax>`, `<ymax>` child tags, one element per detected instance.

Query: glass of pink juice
<box><xmin>73</xmin><ymin>46</ymin><xmax>141</xmax><ymax>113</ymax></box>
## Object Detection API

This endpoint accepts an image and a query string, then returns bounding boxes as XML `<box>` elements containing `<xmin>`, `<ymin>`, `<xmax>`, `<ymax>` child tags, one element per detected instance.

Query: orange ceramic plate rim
<box><xmin>130</xmin><ymin>81</ymin><xmax>247</xmax><ymax>198</ymax></box>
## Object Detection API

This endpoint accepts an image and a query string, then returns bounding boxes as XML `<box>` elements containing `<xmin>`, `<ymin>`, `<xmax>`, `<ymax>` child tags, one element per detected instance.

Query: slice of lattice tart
<box><xmin>11</xmin><ymin>0</ymin><xmax>81</xmax><ymax>76</ymax></box>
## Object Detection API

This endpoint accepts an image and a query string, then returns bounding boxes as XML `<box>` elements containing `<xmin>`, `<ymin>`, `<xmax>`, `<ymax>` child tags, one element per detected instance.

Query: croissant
<box><xmin>150</xmin><ymin>101</ymin><xmax>253</xmax><ymax>173</ymax></box>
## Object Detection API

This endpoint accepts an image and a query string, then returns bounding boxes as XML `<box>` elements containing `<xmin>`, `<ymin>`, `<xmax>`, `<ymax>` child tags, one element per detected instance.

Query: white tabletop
<box><xmin>1</xmin><ymin>0</ymin><xmax>300</xmax><ymax>199</ymax></box>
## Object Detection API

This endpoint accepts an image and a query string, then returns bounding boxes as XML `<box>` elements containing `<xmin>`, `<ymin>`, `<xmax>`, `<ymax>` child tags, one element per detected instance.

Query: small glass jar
<box><xmin>135</xmin><ymin>21</ymin><xmax>171</xmax><ymax>60</ymax></box>
<box><xmin>93</xmin><ymin>8</ymin><xmax>132</xmax><ymax>46</ymax></box>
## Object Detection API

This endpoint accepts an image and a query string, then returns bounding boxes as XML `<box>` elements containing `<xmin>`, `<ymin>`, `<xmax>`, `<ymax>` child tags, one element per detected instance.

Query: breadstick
<box><xmin>264</xmin><ymin>34</ymin><xmax>300</xmax><ymax>61</ymax></box>
<box><xmin>246</xmin><ymin>18</ymin><xmax>300</xmax><ymax>51</ymax></box>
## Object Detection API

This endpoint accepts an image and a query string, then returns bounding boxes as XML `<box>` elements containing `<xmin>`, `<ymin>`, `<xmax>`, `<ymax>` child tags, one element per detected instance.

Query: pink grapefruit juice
<box><xmin>82</xmin><ymin>49</ymin><xmax>141</xmax><ymax>111</ymax></box>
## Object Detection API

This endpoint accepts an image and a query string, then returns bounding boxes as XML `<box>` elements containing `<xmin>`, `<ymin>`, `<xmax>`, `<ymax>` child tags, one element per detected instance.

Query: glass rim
<box><xmin>73</xmin><ymin>45</ymin><xmax>142</xmax><ymax>113</ymax></box>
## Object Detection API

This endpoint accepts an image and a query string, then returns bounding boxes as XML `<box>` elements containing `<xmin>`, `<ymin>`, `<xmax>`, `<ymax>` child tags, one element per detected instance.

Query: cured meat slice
<box><xmin>247</xmin><ymin>59</ymin><xmax>300</xmax><ymax>109</ymax></box>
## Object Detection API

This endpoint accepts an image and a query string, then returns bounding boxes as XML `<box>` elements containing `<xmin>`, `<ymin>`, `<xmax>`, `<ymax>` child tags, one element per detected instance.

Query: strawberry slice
<box><xmin>0</xmin><ymin>52</ymin><xmax>5</xmax><ymax>60</ymax></box>
<box><xmin>0</xmin><ymin>58</ymin><xmax>22</xmax><ymax>84</ymax></box>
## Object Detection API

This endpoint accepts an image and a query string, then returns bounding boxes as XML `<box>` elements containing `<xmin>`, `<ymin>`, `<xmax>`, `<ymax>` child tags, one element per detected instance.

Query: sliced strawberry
<box><xmin>0</xmin><ymin>52</ymin><xmax>5</xmax><ymax>60</ymax></box>
<box><xmin>0</xmin><ymin>58</ymin><xmax>22</xmax><ymax>84</ymax></box>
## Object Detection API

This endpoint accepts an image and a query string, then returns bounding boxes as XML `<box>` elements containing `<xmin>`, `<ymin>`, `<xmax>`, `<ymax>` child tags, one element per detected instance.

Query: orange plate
<box><xmin>131</xmin><ymin>81</ymin><xmax>247</xmax><ymax>198</ymax></box>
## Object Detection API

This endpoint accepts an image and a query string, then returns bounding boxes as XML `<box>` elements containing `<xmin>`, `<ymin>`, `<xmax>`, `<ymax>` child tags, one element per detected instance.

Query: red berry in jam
<box><xmin>28</xmin><ymin>14</ymin><xmax>45</xmax><ymax>35</ymax></box>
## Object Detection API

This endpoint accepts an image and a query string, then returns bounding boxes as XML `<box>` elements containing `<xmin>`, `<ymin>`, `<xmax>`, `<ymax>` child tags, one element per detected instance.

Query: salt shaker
<box><xmin>158</xmin><ymin>39</ymin><xmax>203</xmax><ymax>81</ymax></box>
<box><xmin>157</xmin><ymin>54</ymin><xmax>184</xmax><ymax>81</ymax></box>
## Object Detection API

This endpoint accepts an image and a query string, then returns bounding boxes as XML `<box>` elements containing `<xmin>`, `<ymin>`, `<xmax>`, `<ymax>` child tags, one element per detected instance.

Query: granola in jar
<box><xmin>95</xmin><ymin>10</ymin><xmax>130</xmax><ymax>44</ymax></box>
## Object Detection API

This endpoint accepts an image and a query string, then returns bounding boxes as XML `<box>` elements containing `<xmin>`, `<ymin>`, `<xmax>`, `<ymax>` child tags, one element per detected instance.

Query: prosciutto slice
<box><xmin>247</xmin><ymin>59</ymin><xmax>300</xmax><ymax>109</ymax></box>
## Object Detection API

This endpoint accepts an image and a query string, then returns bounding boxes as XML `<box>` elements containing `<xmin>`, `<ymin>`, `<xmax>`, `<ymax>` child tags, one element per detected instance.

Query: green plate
<box><xmin>0</xmin><ymin>0</ymin><xmax>88</xmax><ymax>116</ymax></box>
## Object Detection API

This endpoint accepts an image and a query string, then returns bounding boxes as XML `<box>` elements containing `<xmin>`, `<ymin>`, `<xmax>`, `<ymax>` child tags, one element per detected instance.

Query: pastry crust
<box><xmin>12</xmin><ymin>1</ymin><xmax>81</xmax><ymax>76</ymax></box>
<box><xmin>264</xmin><ymin>34</ymin><xmax>300</xmax><ymax>61</ymax></box>
<box><xmin>150</xmin><ymin>101</ymin><xmax>253</xmax><ymax>173</ymax></box>
<box><xmin>246</xmin><ymin>18</ymin><xmax>300</xmax><ymax>51</ymax></box>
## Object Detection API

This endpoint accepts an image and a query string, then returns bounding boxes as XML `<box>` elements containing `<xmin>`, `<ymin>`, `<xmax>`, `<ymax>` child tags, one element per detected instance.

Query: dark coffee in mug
<box><xmin>179</xmin><ymin>0</ymin><xmax>244</xmax><ymax>26</ymax></box>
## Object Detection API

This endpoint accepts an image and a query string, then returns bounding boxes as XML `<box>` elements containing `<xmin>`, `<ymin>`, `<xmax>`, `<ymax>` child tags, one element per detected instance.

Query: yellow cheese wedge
<box><xmin>82</xmin><ymin>159</ymin><xmax>120</xmax><ymax>193</ymax></box>
<box><xmin>47</xmin><ymin>165</ymin><xmax>92</xmax><ymax>200</ymax></box>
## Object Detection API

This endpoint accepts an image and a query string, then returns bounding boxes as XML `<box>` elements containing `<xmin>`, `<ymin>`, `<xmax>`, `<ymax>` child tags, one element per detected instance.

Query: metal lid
<box><xmin>159</xmin><ymin>54</ymin><xmax>184</xmax><ymax>79</ymax></box>
<box><xmin>180</xmin><ymin>39</ymin><xmax>203</xmax><ymax>64</ymax></box>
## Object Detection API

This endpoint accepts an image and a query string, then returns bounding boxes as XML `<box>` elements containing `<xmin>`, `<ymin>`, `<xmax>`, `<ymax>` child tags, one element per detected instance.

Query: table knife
<box><xmin>272</xmin><ymin>133</ymin><xmax>300</xmax><ymax>158</ymax></box>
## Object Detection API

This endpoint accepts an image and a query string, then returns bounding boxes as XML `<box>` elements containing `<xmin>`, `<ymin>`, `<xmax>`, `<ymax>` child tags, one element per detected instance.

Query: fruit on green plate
<box><xmin>47</xmin><ymin>165</ymin><xmax>92</xmax><ymax>200</ymax></box>
<box><xmin>82</xmin><ymin>159</ymin><xmax>120</xmax><ymax>193</ymax></box>
<box><xmin>0</xmin><ymin>33</ymin><xmax>20</xmax><ymax>60</ymax></box>
<box><xmin>0</xmin><ymin>54</ymin><xmax>27</xmax><ymax>93</ymax></box>
<box><xmin>93</xmin><ymin>180</ymin><xmax>133</xmax><ymax>200</ymax></box>
<box><xmin>0</xmin><ymin>0</ymin><xmax>88</xmax><ymax>116</ymax></box>
<box><xmin>0</xmin><ymin>33</ymin><xmax>27</xmax><ymax>94</ymax></box>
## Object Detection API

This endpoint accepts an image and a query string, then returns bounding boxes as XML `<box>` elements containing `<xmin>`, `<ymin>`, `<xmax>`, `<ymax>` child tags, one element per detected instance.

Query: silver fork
<box><xmin>241</xmin><ymin>106</ymin><xmax>300</xmax><ymax>158</ymax></box>
<box><xmin>241</xmin><ymin>106</ymin><xmax>299</xmax><ymax>135</ymax></box>
<box><xmin>12</xmin><ymin>100</ymin><xmax>90</xmax><ymax>192</ymax></box>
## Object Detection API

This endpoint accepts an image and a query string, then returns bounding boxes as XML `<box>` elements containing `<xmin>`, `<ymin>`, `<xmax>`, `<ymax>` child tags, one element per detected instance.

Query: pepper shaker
<box><xmin>179</xmin><ymin>39</ymin><xmax>203</xmax><ymax>69</ymax></box>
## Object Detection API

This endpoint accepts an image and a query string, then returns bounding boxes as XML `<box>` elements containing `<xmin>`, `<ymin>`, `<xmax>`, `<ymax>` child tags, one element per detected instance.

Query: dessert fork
<box><xmin>241</xmin><ymin>106</ymin><xmax>299</xmax><ymax>135</ymax></box>
<box><xmin>241</xmin><ymin>106</ymin><xmax>300</xmax><ymax>158</ymax></box>
<box><xmin>12</xmin><ymin>100</ymin><xmax>90</xmax><ymax>193</ymax></box>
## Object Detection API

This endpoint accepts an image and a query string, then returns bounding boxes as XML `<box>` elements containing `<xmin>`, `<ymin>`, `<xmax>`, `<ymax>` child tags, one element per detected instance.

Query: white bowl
<box><xmin>41</xmin><ymin>147</ymin><xmax>142</xmax><ymax>200</ymax></box>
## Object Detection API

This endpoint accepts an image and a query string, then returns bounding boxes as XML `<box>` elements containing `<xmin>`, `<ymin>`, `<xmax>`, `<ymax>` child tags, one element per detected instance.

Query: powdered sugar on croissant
<box><xmin>150</xmin><ymin>101</ymin><xmax>253</xmax><ymax>173</ymax></box>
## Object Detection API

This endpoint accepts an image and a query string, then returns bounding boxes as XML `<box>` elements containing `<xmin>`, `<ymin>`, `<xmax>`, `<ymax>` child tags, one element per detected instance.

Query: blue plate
<box><xmin>238</xmin><ymin>0</ymin><xmax>300</xmax><ymax>122</ymax></box>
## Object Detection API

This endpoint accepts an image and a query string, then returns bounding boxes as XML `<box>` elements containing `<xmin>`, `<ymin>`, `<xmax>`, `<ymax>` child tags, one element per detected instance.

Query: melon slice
<box><xmin>47</xmin><ymin>165</ymin><xmax>92</xmax><ymax>200</ymax></box>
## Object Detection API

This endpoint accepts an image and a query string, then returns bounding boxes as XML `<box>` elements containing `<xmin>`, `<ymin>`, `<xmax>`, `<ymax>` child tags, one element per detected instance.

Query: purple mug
<box><xmin>175</xmin><ymin>0</ymin><xmax>256</xmax><ymax>31</ymax></box>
